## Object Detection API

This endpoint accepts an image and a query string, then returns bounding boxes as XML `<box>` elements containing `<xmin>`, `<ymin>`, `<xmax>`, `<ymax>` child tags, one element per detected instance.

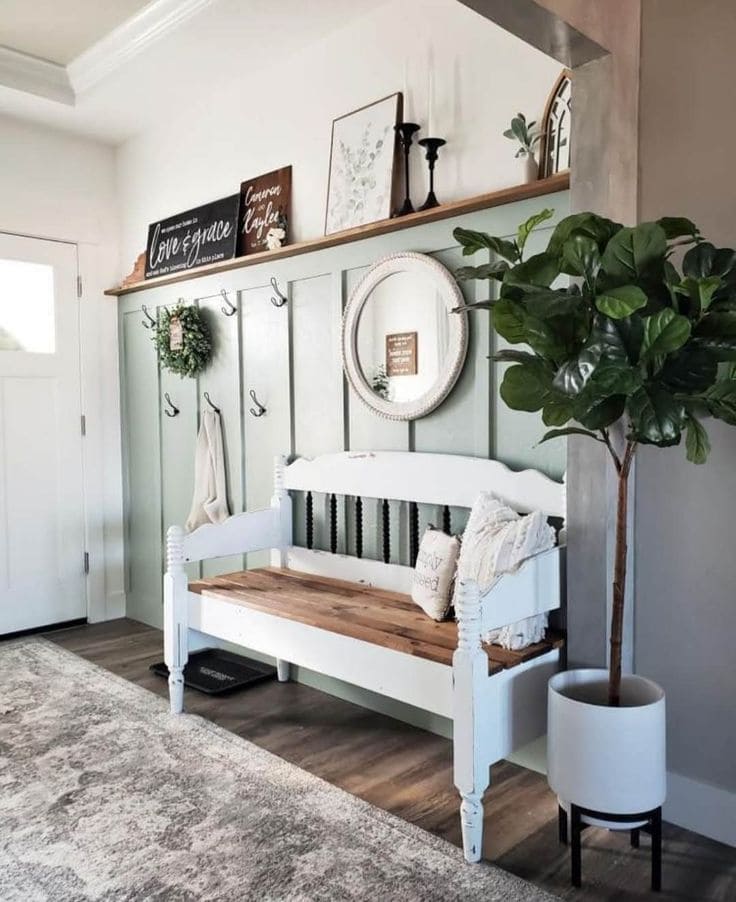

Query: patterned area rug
<box><xmin>0</xmin><ymin>638</ymin><xmax>557</xmax><ymax>901</ymax></box>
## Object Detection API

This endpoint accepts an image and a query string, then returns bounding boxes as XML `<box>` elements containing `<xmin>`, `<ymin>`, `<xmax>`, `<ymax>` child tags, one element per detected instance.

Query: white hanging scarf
<box><xmin>186</xmin><ymin>410</ymin><xmax>230</xmax><ymax>532</ymax></box>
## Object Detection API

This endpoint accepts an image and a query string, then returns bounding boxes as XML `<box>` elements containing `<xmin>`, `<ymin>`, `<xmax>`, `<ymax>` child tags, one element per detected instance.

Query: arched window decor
<box><xmin>539</xmin><ymin>70</ymin><xmax>572</xmax><ymax>178</ymax></box>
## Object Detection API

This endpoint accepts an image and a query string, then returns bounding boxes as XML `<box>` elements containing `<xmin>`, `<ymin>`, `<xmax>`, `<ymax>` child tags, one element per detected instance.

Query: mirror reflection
<box><xmin>356</xmin><ymin>270</ymin><xmax>450</xmax><ymax>404</ymax></box>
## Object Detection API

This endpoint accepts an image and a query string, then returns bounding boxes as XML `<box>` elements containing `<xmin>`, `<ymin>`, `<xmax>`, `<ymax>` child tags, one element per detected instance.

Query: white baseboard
<box><xmin>665</xmin><ymin>771</ymin><xmax>736</xmax><ymax>847</ymax></box>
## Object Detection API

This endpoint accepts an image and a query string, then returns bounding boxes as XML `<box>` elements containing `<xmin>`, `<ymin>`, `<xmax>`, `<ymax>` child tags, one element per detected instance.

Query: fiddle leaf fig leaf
<box><xmin>589</xmin><ymin>361</ymin><xmax>643</xmax><ymax>396</ymax></box>
<box><xmin>547</xmin><ymin>212</ymin><xmax>622</xmax><ymax>259</ymax></box>
<box><xmin>561</xmin><ymin>233</ymin><xmax>601</xmax><ymax>283</ymax></box>
<box><xmin>695</xmin><ymin>311</ymin><xmax>736</xmax><ymax>338</ymax></box>
<box><xmin>503</xmin><ymin>252</ymin><xmax>560</xmax><ymax>289</ymax></box>
<box><xmin>658</xmin><ymin>216</ymin><xmax>700</xmax><ymax>241</ymax></box>
<box><xmin>538</xmin><ymin>427</ymin><xmax>603</xmax><ymax>445</ymax></box>
<box><xmin>453</xmin><ymin>227</ymin><xmax>520</xmax><ymax>262</ymax></box>
<box><xmin>661</xmin><ymin>347</ymin><xmax>718</xmax><ymax>393</ymax></box>
<box><xmin>595</xmin><ymin>285</ymin><xmax>648</xmax><ymax>320</ymax></box>
<box><xmin>641</xmin><ymin>309</ymin><xmax>691</xmax><ymax>358</ymax></box>
<box><xmin>492</xmin><ymin>349</ymin><xmax>538</xmax><ymax>364</ymax></box>
<box><xmin>492</xmin><ymin>299</ymin><xmax>527</xmax><ymax>343</ymax></box>
<box><xmin>455</xmin><ymin>261</ymin><xmax>509</xmax><ymax>281</ymax></box>
<box><xmin>628</xmin><ymin>386</ymin><xmax>685</xmax><ymax>446</ymax></box>
<box><xmin>575</xmin><ymin>393</ymin><xmax>626</xmax><ymax>430</ymax></box>
<box><xmin>685</xmin><ymin>415</ymin><xmax>710</xmax><ymax>464</ymax></box>
<box><xmin>517</xmin><ymin>208</ymin><xmax>554</xmax><ymax>255</ymax></box>
<box><xmin>542</xmin><ymin>395</ymin><xmax>577</xmax><ymax>426</ymax></box>
<box><xmin>702</xmin><ymin>380</ymin><xmax>736</xmax><ymax>425</ymax></box>
<box><xmin>601</xmin><ymin>223</ymin><xmax>667</xmax><ymax>283</ymax></box>
<box><xmin>678</xmin><ymin>275</ymin><xmax>722</xmax><ymax>313</ymax></box>
<box><xmin>499</xmin><ymin>362</ymin><xmax>553</xmax><ymax>412</ymax></box>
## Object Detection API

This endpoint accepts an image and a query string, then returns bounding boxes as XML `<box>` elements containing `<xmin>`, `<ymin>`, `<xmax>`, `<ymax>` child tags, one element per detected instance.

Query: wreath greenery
<box><xmin>154</xmin><ymin>303</ymin><xmax>212</xmax><ymax>378</ymax></box>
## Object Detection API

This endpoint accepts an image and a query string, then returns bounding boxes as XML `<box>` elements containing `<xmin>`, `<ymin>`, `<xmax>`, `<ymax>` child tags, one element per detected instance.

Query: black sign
<box><xmin>145</xmin><ymin>194</ymin><xmax>240</xmax><ymax>279</ymax></box>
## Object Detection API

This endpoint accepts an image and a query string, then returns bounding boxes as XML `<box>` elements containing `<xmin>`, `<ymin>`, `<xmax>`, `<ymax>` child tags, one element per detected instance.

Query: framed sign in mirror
<box><xmin>342</xmin><ymin>252</ymin><xmax>468</xmax><ymax>420</ymax></box>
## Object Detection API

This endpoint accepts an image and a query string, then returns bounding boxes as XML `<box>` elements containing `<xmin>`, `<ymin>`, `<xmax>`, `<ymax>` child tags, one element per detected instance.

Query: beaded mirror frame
<box><xmin>342</xmin><ymin>252</ymin><xmax>468</xmax><ymax>421</ymax></box>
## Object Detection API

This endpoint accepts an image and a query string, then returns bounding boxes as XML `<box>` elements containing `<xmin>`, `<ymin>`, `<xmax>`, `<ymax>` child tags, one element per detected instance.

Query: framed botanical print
<box><xmin>324</xmin><ymin>93</ymin><xmax>401</xmax><ymax>235</ymax></box>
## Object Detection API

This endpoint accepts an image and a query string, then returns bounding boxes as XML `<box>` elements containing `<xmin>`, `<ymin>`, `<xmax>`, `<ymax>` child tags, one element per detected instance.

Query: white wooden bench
<box><xmin>163</xmin><ymin>450</ymin><xmax>565</xmax><ymax>863</ymax></box>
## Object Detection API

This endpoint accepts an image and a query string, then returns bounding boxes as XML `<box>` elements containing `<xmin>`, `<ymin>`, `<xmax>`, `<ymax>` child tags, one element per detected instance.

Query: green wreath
<box><xmin>154</xmin><ymin>303</ymin><xmax>212</xmax><ymax>378</ymax></box>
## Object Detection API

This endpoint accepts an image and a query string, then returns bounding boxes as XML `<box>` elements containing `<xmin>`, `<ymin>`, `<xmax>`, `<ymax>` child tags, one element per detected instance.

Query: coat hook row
<box><xmin>270</xmin><ymin>276</ymin><xmax>287</xmax><ymax>308</ymax></box>
<box><xmin>203</xmin><ymin>392</ymin><xmax>221</xmax><ymax>414</ymax></box>
<box><xmin>249</xmin><ymin>389</ymin><xmax>266</xmax><ymax>417</ymax></box>
<box><xmin>163</xmin><ymin>392</ymin><xmax>179</xmax><ymax>417</ymax></box>
<box><xmin>142</xmin><ymin>304</ymin><xmax>157</xmax><ymax>329</ymax></box>
<box><xmin>220</xmin><ymin>288</ymin><xmax>237</xmax><ymax>316</ymax></box>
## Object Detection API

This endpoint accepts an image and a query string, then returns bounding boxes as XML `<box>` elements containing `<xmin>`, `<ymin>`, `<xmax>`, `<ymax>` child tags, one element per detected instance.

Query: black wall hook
<box><xmin>270</xmin><ymin>276</ymin><xmax>287</xmax><ymax>308</ymax></box>
<box><xmin>163</xmin><ymin>392</ymin><xmax>179</xmax><ymax>417</ymax></box>
<box><xmin>203</xmin><ymin>391</ymin><xmax>221</xmax><ymax>414</ymax></box>
<box><xmin>142</xmin><ymin>304</ymin><xmax>157</xmax><ymax>329</ymax></box>
<box><xmin>249</xmin><ymin>389</ymin><xmax>266</xmax><ymax>417</ymax></box>
<box><xmin>220</xmin><ymin>288</ymin><xmax>237</xmax><ymax>316</ymax></box>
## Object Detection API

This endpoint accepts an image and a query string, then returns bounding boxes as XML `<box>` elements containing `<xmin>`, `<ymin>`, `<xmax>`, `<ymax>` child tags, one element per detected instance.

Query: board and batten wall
<box><xmin>118</xmin><ymin>190</ymin><xmax>568</xmax><ymax>733</ymax></box>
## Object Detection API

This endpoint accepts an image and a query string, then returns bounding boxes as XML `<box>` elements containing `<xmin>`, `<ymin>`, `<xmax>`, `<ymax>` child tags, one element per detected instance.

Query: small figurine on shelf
<box><xmin>265</xmin><ymin>210</ymin><xmax>288</xmax><ymax>251</ymax></box>
<box><xmin>504</xmin><ymin>113</ymin><xmax>541</xmax><ymax>183</ymax></box>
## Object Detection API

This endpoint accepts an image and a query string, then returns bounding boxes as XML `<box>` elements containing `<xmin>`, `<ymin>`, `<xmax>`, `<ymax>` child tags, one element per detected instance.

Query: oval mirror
<box><xmin>342</xmin><ymin>252</ymin><xmax>468</xmax><ymax>420</ymax></box>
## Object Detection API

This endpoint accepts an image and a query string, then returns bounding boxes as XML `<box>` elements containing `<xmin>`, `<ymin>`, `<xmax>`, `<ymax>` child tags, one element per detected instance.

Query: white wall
<box><xmin>115</xmin><ymin>0</ymin><xmax>561</xmax><ymax>274</ymax></box>
<box><xmin>0</xmin><ymin>113</ymin><xmax>125</xmax><ymax>622</ymax></box>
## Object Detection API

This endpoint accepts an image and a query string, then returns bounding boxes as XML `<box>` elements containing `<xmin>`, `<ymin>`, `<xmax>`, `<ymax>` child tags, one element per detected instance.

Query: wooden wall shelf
<box><xmin>106</xmin><ymin>172</ymin><xmax>569</xmax><ymax>297</ymax></box>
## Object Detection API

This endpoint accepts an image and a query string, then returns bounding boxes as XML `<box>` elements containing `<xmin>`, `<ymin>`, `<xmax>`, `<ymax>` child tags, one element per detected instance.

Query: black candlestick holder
<box><xmin>418</xmin><ymin>137</ymin><xmax>446</xmax><ymax>211</ymax></box>
<box><xmin>394</xmin><ymin>122</ymin><xmax>421</xmax><ymax>216</ymax></box>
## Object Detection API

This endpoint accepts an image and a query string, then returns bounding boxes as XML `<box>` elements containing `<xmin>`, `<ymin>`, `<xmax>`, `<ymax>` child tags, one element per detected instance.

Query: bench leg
<box><xmin>164</xmin><ymin>525</ymin><xmax>188</xmax><ymax>715</ymax></box>
<box><xmin>168</xmin><ymin>667</ymin><xmax>185</xmax><ymax>714</ymax></box>
<box><xmin>460</xmin><ymin>793</ymin><xmax>485</xmax><ymax>863</ymax></box>
<box><xmin>276</xmin><ymin>659</ymin><xmax>290</xmax><ymax>682</ymax></box>
<box><xmin>453</xmin><ymin>579</ymin><xmax>488</xmax><ymax>864</ymax></box>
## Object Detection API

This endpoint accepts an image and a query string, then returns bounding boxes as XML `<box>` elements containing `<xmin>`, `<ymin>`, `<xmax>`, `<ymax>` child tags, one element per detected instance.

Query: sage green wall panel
<box><xmin>241</xmin><ymin>283</ymin><xmax>291</xmax><ymax>568</ymax></box>
<box><xmin>198</xmin><ymin>295</ymin><xmax>245</xmax><ymax>577</ymax></box>
<box><xmin>121</xmin><ymin>307</ymin><xmax>163</xmax><ymax>626</ymax></box>
<box><xmin>413</xmin><ymin>245</ymin><xmax>491</xmax><ymax>457</ymax></box>
<box><xmin>291</xmin><ymin>273</ymin><xmax>343</xmax><ymax>456</ymax></box>
<box><xmin>159</xmin><ymin>345</ymin><xmax>198</xmax><ymax>586</ymax></box>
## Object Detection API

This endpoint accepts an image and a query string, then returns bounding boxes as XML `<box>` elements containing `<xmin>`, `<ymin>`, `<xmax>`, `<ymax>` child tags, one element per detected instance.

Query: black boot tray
<box><xmin>150</xmin><ymin>648</ymin><xmax>277</xmax><ymax>695</ymax></box>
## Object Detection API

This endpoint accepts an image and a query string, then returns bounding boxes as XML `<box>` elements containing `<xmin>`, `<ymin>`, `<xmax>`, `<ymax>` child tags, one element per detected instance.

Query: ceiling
<box><xmin>0</xmin><ymin>0</ymin><xmax>151</xmax><ymax>65</ymax></box>
<box><xmin>0</xmin><ymin>0</ymin><xmax>381</xmax><ymax>143</ymax></box>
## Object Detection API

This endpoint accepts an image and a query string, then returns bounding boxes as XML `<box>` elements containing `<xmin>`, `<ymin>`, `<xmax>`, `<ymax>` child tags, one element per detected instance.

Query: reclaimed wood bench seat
<box><xmin>190</xmin><ymin>567</ymin><xmax>563</xmax><ymax>673</ymax></box>
<box><xmin>164</xmin><ymin>450</ymin><xmax>566</xmax><ymax>863</ymax></box>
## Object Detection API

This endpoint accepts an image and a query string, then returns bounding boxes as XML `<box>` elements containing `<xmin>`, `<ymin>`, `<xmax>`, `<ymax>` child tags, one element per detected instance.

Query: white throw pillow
<box><xmin>411</xmin><ymin>526</ymin><xmax>460</xmax><ymax>621</ymax></box>
<box><xmin>455</xmin><ymin>492</ymin><xmax>556</xmax><ymax>649</ymax></box>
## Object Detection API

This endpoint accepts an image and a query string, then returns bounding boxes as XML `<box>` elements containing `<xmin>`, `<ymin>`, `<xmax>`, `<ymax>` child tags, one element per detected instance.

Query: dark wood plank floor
<box><xmin>43</xmin><ymin>618</ymin><xmax>736</xmax><ymax>902</ymax></box>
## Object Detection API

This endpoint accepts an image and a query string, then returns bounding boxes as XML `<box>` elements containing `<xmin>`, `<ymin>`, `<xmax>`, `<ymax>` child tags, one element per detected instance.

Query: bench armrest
<box><xmin>479</xmin><ymin>545</ymin><xmax>563</xmax><ymax>634</ymax></box>
<box><xmin>174</xmin><ymin>497</ymin><xmax>292</xmax><ymax>566</ymax></box>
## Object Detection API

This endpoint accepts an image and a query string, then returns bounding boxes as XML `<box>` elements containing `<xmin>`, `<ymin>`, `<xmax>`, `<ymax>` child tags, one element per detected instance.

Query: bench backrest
<box><xmin>278</xmin><ymin>451</ymin><xmax>565</xmax><ymax>592</ymax></box>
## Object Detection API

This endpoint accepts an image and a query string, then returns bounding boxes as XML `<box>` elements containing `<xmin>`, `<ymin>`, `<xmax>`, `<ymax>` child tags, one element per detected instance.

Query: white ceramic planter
<box><xmin>548</xmin><ymin>669</ymin><xmax>666</xmax><ymax>823</ymax></box>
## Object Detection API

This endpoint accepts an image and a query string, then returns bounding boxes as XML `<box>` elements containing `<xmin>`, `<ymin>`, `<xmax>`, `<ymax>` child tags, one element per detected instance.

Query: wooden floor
<box><xmin>44</xmin><ymin>618</ymin><xmax>736</xmax><ymax>902</ymax></box>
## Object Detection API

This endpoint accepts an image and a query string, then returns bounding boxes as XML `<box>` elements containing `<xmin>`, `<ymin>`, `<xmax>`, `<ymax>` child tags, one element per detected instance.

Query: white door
<box><xmin>0</xmin><ymin>235</ymin><xmax>86</xmax><ymax>634</ymax></box>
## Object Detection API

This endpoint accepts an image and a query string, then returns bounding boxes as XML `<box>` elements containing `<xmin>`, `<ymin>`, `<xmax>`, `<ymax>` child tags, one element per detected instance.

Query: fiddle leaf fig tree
<box><xmin>454</xmin><ymin>210</ymin><xmax>736</xmax><ymax>706</ymax></box>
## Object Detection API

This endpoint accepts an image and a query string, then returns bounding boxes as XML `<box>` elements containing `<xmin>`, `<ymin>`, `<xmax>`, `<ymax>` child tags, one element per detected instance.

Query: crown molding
<box><xmin>0</xmin><ymin>45</ymin><xmax>74</xmax><ymax>105</ymax></box>
<box><xmin>68</xmin><ymin>0</ymin><xmax>215</xmax><ymax>93</ymax></box>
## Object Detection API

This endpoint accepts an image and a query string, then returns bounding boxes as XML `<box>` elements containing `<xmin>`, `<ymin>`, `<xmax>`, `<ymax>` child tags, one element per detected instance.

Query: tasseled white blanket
<box><xmin>455</xmin><ymin>492</ymin><xmax>556</xmax><ymax>650</ymax></box>
<box><xmin>186</xmin><ymin>411</ymin><xmax>231</xmax><ymax>532</ymax></box>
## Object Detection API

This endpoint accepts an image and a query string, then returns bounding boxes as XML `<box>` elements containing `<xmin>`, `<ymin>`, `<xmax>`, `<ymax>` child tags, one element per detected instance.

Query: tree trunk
<box><xmin>608</xmin><ymin>441</ymin><xmax>636</xmax><ymax>707</ymax></box>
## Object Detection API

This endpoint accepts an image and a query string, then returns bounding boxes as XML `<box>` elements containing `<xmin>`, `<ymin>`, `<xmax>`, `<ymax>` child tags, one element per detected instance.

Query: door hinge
<box><xmin>77</xmin><ymin>274</ymin><xmax>83</xmax><ymax>298</ymax></box>
<box><xmin>80</xmin><ymin>414</ymin><xmax>86</xmax><ymax>436</ymax></box>
<box><xmin>83</xmin><ymin>551</ymin><xmax>90</xmax><ymax>575</ymax></box>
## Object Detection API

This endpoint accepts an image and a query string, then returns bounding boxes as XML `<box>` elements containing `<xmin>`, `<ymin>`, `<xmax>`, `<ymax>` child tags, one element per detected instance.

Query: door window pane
<box><xmin>0</xmin><ymin>259</ymin><xmax>55</xmax><ymax>353</ymax></box>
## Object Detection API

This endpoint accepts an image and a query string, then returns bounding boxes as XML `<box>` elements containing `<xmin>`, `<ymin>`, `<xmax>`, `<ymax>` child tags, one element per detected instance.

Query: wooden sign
<box><xmin>238</xmin><ymin>166</ymin><xmax>291</xmax><ymax>255</ymax></box>
<box><xmin>386</xmin><ymin>331</ymin><xmax>418</xmax><ymax>376</ymax></box>
<box><xmin>145</xmin><ymin>194</ymin><xmax>239</xmax><ymax>279</ymax></box>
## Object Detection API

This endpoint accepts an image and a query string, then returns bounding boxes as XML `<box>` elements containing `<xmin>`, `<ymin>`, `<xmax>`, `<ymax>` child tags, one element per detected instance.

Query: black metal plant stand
<box><xmin>418</xmin><ymin>137</ymin><xmax>446</xmax><ymax>210</ymax></box>
<box><xmin>558</xmin><ymin>804</ymin><xmax>662</xmax><ymax>892</ymax></box>
<box><xmin>394</xmin><ymin>122</ymin><xmax>420</xmax><ymax>216</ymax></box>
